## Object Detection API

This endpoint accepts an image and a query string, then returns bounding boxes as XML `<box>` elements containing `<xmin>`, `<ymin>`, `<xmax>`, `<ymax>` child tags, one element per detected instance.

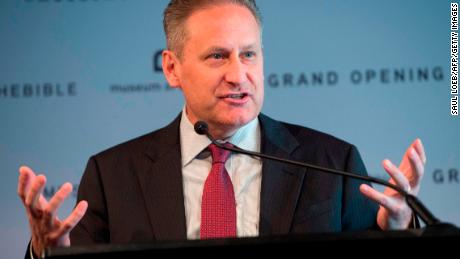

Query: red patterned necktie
<box><xmin>200</xmin><ymin>143</ymin><xmax>237</xmax><ymax>239</ymax></box>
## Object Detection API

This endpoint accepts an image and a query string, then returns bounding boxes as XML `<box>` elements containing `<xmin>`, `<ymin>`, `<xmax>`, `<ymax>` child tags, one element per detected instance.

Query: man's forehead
<box><xmin>188</xmin><ymin>3</ymin><xmax>256</xmax><ymax>20</ymax></box>
<box><xmin>185</xmin><ymin>4</ymin><xmax>259</xmax><ymax>33</ymax></box>
<box><xmin>179</xmin><ymin>3</ymin><xmax>261</xmax><ymax>57</ymax></box>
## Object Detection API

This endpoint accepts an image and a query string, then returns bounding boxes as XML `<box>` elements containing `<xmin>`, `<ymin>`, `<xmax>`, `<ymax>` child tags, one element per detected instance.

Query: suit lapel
<box><xmin>258</xmin><ymin>114</ymin><xmax>307</xmax><ymax>236</ymax></box>
<box><xmin>134</xmin><ymin>113</ymin><xmax>306</xmax><ymax>239</ymax></box>
<box><xmin>136</xmin><ymin>114</ymin><xmax>187</xmax><ymax>241</ymax></box>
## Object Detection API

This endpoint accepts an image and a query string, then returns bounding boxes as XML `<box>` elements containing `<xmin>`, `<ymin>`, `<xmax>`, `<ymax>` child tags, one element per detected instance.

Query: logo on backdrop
<box><xmin>432</xmin><ymin>168</ymin><xmax>459</xmax><ymax>184</ymax></box>
<box><xmin>43</xmin><ymin>184</ymin><xmax>79</xmax><ymax>199</ymax></box>
<box><xmin>108</xmin><ymin>49</ymin><xmax>445</xmax><ymax>93</ymax></box>
<box><xmin>268</xmin><ymin>66</ymin><xmax>444</xmax><ymax>88</ymax></box>
<box><xmin>109</xmin><ymin>49</ymin><xmax>176</xmax><ymax>94</ymax></box>
<box><xmin>371</xmin><ymin>168</ymin><xmax>458</xmax><ymax>185</ymax></box>
<box><xmin>109</xmin><ymin>50</ymin><xmax>445</xmax><ymax>94</ymax></box>
<box><xmin>0</xmin><ymin>82</ymin><xmax>77</xmax><ymax>98</ymax></box>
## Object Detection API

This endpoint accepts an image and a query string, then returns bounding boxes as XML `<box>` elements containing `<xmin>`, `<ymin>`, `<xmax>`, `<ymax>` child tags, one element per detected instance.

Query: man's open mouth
<box><xmin>222</xmin><ymin>93</ymin><xmax>248</xmax><ymax>99</ymax></box>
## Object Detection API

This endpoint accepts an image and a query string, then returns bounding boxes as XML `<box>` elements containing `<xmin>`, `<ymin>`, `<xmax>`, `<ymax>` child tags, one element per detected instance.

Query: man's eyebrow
<box><xmin>199</xmin><ymin>46</ymin><xmax>229</xmax><ymax>59</ymax></box>
<box><xmin>202</xmin><ymin>46</ymin><xmax>229</xmax><ymax>54</ymax></box>
<box><xmin>241</xmin><ymin>44</ymin><xmax>257</xmax><ymax>51</ymax></box>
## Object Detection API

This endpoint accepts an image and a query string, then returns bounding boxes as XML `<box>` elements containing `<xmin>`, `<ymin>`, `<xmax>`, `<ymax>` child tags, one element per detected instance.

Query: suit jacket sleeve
<box><xmin>341</xmin><ymin>145</ymin><xmax>380</xmax><ymax>230</ymax></box>
<box><xmin>70</xmin><ymin>156</ymin><xmax>110</xmax><ymax>245</ymax></box>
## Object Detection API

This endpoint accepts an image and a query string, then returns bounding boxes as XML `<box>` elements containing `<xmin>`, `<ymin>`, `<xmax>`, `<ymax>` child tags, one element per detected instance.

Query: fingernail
<box><xmin>384</xmin><ymin>160</ymin><xmax>392</xmax><ymax>167</ymax></box>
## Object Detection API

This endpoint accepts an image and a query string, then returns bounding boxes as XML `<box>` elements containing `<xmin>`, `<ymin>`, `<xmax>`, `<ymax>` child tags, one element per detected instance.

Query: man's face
<box><xmin>168</xmin><ymin>4</ymin><xmax>264</xmax><ymax>138</ymax></box>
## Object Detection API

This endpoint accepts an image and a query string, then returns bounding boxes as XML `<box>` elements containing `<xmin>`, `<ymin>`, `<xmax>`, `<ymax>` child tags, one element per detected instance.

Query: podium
<box><xmin>45</xmin><ymin>227</ymin><xmax>460</xmax><ymax>258</ymax></box>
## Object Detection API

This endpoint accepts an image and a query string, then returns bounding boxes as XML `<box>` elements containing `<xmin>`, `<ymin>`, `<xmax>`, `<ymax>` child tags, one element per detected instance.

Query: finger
<box><xmin>50</xmin><ymin>200</ymin><xmax>88</xmax><ymax>240</ymax></box>
<box><xmin>43</xmin><ymin>183</ymin><xmax>73</xmax><ymax>225</ymax></box>
<box><xmin>25</xmin><ymin>175</ymin><xmax>47</xmax><ymax>217</ymax></box>
<box><xmin>407</xmin><ymin>147</ymin><xmax>424</xmax><ymax>189</ymax></box>
<box><xmin>39</xmin><ymin>195</ymin><xmax>48</xmax><ymax>207</ymax></box>
<box><xmin>413</xmin><ymin>138</ymin><xmax>426</xmax><ymax>164</ymax></box>
<box><xmin>359</xmin><ymin>184</ymin><xmax>400</xmax><ymax>212</ymax></box>
<box><xmin>382</xmin><ymin>159</ymin><xmax>410</xmax><ymax>192</ymax></box>
<box><xmin>18</xmin><ymin>166</ymin><xmax>36</xmax><ymax>203</ymax></box>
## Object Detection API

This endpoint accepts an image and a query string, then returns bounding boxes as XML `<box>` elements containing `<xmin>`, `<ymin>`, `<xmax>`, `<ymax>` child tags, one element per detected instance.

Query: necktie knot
<box><xmin>208</xmin><ymin>143</ymin><xmax>232</xmax><ymax>164</ymax></box>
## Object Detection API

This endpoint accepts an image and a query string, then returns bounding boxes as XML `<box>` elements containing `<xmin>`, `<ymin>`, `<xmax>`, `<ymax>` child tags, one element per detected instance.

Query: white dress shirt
<box><xmin>180</xmin><ymin>108</ymin><xmax>262</xmax><ymax>239</ymax></box>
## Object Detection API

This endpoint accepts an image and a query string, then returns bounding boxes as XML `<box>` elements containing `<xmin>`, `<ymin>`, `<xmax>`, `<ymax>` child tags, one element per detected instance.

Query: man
<box><xmin>18</xmin><ymin>0</ymin><xmax>426</xmax><ymax>257</ymax></box>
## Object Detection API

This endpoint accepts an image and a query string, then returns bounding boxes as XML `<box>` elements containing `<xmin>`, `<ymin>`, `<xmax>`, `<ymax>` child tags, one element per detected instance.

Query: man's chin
<box><xmin>219</xmin><ymin>114</ymin><xmax>257</xmax><ymax>128</ymax></box>
<box><xmin>208</xmin><ymin>113</ymin><xmax>258</xmax><ymax>138</ymax></box>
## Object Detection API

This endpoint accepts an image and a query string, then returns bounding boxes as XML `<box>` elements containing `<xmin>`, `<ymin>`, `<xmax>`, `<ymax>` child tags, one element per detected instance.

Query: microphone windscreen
<box><xmin>194</xmin><ymin>121</ymin><xmax>208</xmax><ymax>135</ymax></box>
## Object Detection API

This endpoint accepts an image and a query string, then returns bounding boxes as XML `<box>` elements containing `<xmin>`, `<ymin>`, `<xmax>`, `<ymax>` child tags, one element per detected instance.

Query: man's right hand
<box><xmin>17</xmin><ymin>166</ymin><xmax>88</xmax><ymax>257</ymax></box>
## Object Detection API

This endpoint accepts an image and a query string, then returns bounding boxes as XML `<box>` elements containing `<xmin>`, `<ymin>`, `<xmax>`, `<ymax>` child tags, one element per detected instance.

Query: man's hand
<box><xmin>359</xmin><ymin>139</ymin><xmax>426</xmax><ymax>230</ymax></box>
<box><xmin>17</xmin><ymin>166</ymin><xmax>88</xmax><ymax>257</ymax></box>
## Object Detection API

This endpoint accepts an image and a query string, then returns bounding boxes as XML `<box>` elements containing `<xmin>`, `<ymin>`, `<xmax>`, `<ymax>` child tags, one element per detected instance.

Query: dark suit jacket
<box><xmin>68</xmin><ymin>113</ymin><xmax>379</xmax><ymax>245</ymax></box>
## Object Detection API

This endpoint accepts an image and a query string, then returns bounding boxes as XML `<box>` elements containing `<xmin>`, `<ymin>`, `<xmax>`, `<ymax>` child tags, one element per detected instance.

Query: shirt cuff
<box><xmin>29</xmin><ymin>242</ymin><xmax>42</xmax><ymax>259</ymax></box>
<box><xmin>29</xmin><ymin>241</ymin><xmax>36</xmax><ymax>259</ymax></box>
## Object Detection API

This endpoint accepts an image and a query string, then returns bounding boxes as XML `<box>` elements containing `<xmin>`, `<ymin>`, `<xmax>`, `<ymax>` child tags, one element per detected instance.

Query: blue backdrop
<box><xmin>0</xmin><ymin>1</ymin><xmax>458</xmax><ymax>258</ymax></box>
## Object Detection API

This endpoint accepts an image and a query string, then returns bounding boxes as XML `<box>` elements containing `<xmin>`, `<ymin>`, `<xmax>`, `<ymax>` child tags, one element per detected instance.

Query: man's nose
<box><xmin>224</xmin><ymin>57</ymin><xmax>247</xmax><ymax>86</ymax></box>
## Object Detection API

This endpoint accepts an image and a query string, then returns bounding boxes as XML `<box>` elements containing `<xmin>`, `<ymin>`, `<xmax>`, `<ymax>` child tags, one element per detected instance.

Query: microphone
<box><xmin>193</xmin><ymin>121</ymin><xmax>441</xmax><ymax>227</ymax></box>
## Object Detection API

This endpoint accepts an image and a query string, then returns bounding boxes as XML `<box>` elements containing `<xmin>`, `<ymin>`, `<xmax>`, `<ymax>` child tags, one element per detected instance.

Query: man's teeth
<box><xmin>228</xmin><ymin>94</ymin><xmax>245</xmax><ymax>99</ymax></box>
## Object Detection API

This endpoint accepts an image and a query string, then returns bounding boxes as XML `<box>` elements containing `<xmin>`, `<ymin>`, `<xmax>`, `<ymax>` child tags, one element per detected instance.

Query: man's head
<box><xmin>162</xmin><ymin>0</ymin><xmax>265</xmax><ymax>139</ymax></box>
<box><xmin>163</xmin><ymin>0</ymin><xmax>262</xmax><ymax>58</ymax></box>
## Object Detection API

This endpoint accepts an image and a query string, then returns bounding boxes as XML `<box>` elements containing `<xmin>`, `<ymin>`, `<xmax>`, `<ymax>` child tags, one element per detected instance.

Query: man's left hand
<box><xmin>359</xmin><ymin>138</ymin><xmax>426</xmax><ymax>230</ymax></box>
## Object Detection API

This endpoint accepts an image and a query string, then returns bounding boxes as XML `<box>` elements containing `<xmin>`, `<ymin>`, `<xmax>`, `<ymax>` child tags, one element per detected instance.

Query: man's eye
<box><xmin>243</xmin><ymin>51</ymin><xmax>256</xmax><ymax>59</ymax></box>
<box><xmin>210</xmin><ymin>53</ymin><xmax>223</xmax><ymax>59</ymax></box>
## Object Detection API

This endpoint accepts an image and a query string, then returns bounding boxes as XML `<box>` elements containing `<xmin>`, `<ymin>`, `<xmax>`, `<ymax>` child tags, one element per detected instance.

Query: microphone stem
<box><xmin>209</xmin><ymin>135</ymin><xmax>440</xmax><ymax>226</ymax></box>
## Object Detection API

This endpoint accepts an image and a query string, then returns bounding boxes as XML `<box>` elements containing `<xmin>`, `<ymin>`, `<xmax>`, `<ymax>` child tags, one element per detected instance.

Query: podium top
<box><xmin>45</xmin><ymin>228</ymin><xmax>460</xmax><ymax>258</ymax></box>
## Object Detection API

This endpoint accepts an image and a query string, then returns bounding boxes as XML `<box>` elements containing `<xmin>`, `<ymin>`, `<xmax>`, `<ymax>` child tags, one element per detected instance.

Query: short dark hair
<box><xmin>163</xmin><ymin>0</ymin><xmax>262</xmax><ymax>58</ymax></box>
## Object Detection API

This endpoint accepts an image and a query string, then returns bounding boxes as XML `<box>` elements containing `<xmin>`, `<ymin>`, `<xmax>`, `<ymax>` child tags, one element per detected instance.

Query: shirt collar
<box><xmin>179</xmin><ymin>106</ymin><xmax>260</xmax><ymax>167</ymax></box>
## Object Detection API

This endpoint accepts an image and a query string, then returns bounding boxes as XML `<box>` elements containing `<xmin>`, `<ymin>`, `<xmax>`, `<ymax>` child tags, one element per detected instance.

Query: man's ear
<box><xmin>162</xmin><ymin>50</ymin><xmax>181</xmax><ymax>89</ymax></box>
